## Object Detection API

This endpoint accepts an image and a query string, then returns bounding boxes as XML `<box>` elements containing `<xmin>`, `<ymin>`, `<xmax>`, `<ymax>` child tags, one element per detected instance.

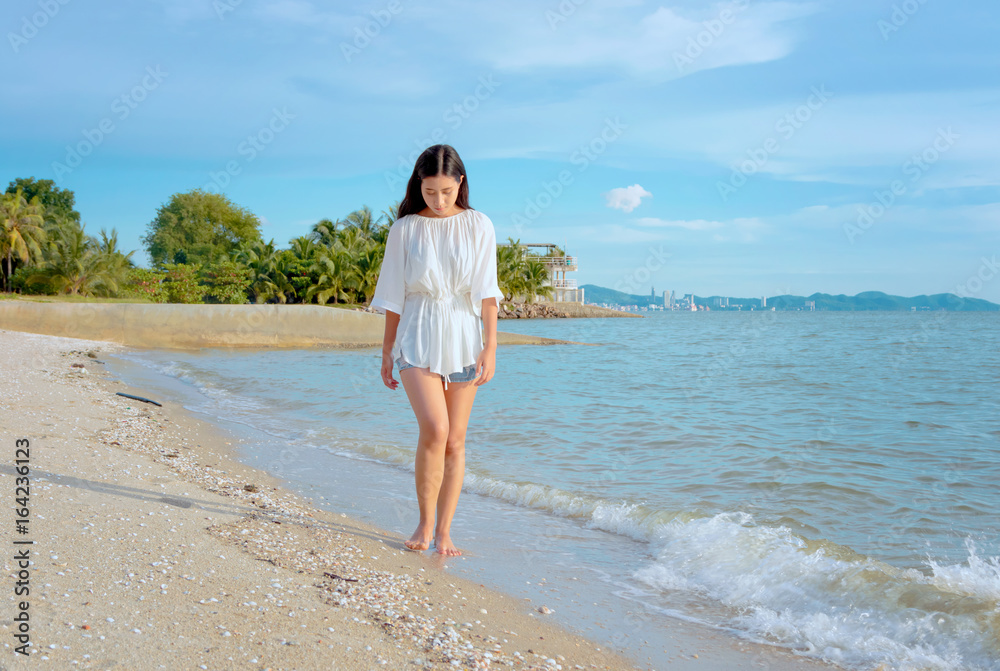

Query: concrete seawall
<box><xmin>0</xmin><ymin>301</ymin><xmax>594</xmax><ymax>349</ymax></box>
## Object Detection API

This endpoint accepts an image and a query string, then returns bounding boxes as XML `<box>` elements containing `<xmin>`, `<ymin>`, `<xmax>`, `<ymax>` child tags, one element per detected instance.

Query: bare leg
<box><xmin>434</xmin><ymin>378</ymin><xmax>479</xmax><ymax>556</ymax></box>
<box><xmin>399</xmin><ymin>367</ymin><xmax>450</xmax><ymax>551</ymax></box>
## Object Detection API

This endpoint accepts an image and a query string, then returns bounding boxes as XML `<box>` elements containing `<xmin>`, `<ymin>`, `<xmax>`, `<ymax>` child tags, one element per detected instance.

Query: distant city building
<box><xmin>805</xmin><ymin>300</ymin><xmax>816</xmax><ymax>311</ymax></box>
<box><xmin>663</xmin><ymin>290</ymin><xmax>671</xmax><ymax>308</ymax></box>
<box><xmin>761</xmin><ymin>296</ymin><xmax>767</xmax><ymax>308</ymax></box>
<box><xmin>713</xmin><ymin>297</ymin><xmax>729</xmax><ymax>307</ymax></box>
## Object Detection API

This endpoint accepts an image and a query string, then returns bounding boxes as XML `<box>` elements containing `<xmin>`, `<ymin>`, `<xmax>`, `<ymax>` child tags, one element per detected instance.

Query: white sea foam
<box><xmin>632</xmin><ymin>513</ymin><xmax>1000</xmax><ymax>670</ymax></box>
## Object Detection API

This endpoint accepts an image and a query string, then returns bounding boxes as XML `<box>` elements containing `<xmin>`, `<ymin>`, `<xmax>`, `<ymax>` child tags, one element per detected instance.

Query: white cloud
<box><xmin>605</xmin><ymin>185</ymin><xmax>652</xmax><ymax>212</ymax></box>
<box><xmin>468</xmin><ymin>1</ymin><xmax>824</xmax><ymax>80</ymax></box>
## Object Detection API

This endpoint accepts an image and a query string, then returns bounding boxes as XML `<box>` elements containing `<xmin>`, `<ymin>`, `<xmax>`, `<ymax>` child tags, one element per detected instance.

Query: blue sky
<box><xmin>3</xmin><ymin>0</ymin><xmax>999</xmax><ymax>302</ymax></box>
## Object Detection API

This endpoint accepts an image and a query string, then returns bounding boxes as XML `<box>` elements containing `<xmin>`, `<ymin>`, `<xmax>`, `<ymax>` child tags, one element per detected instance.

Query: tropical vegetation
<box><xmin>1</xmin><ymin>178</ymin><xmax>556</xmax><ymax>305</ymax></box>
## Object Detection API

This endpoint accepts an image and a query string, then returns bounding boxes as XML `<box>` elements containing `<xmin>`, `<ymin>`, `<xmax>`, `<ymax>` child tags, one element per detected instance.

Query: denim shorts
<box><xmin>395</xmin><ymin>355</ymin><xmax>479</xmax><ymax>383</ymax></box>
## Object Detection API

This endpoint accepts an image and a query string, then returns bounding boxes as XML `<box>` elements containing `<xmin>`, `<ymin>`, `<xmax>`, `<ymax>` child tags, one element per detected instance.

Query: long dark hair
<box><xmin>396</xmin><ymin>144</ymin><xmax>472</xmax><ymax>219</ymax></box>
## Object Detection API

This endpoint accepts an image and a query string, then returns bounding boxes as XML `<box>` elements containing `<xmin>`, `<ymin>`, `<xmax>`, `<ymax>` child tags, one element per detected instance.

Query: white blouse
<box><xmin>370</xmin><ymin>208</ymin><xmax>505</xmax><ymax>389</ymax></box>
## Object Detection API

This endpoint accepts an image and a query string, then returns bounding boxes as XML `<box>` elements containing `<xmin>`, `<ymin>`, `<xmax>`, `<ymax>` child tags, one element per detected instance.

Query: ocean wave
<box><xmin>632</xmin><ymin>513</ymin><xmax>1000</xmax><ymax>670</ymax></box>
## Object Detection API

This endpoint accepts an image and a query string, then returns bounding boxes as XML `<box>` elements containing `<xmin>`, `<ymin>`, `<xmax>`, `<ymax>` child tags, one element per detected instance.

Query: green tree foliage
<box><xmin>300</xmin><ymin>205</ymin><xmax>399</xmax><ymax>305</ymax></box>
<box><xmin>94</xmin><ymin>228</ymin><xmax>136</xmax><ymax>294</ymax></box>
<box><xmin>0</xmin><ymin>188</ymin><xmax>46</xmax><ymax>291</ymax></box>
<box><xmin>306</xmin><ymin>244</ymin><xmax>356</xmax><ymax>305</ymax></box>
<box><xmin>286</xmin><ymin>237</ymin><xmax>319</xmax><ymax>300</ymax></box>
<box><xmin>496</xmin><ymin>237</ymin><xmax>554</xmax><ymax>304</ymax></box>
<box><xmin>121</xmin><ymin>268</ymin><xmax>168</xmax><ymax>303</ymax></box>
<box><xmin>235</xmin><ymin>238</ymin><xmax>295</xmax><ymax>304</ymax></box>
<box><xmin>200</xmin><ymin>260</ymin><xmax>253</xmax><ymax>304</ymax></box>
<box><xmin>27</xmin><ymin>222</ymin><xmax>134</xmax><ymax>297</ymax></box>
<box><xmin>352</xmin><ymin>244</ymin><xmax>384</xmax><ymax>304</ymax></box>
<box><xmin>522</xmin><ymin>257</ymin><xmax>554</xmax><ymax>304</ymax></box>
<box><xmin>142</xmin><ymin>189</ymin><xmax>262</xmax><ymax>267</ymax></box>
<box><xmin>160</xmin><ymin>263</ymin><xmax>207</xmax><ymax>303</ymax></box>
<box><xmin>5</xmin><ymin>177</ymin><xmax>81</xmax><ymax>226</ymax></box>
<box><xmin>5</xmin><ymin>189</ymin><xmax>534</xmax><ymax>312</ymax></box>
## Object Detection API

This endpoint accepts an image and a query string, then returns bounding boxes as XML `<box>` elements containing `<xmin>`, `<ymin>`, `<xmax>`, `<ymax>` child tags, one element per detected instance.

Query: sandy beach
<box><xmin>1</xmin><ymin>327</ymin><xmax>837</xmax><ymax>670</ymax></box>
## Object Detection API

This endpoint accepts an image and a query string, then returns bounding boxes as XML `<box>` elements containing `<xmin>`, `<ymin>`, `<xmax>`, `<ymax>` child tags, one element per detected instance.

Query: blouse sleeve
<box><xmin>471</xmin><ymin>213</ymin><xmax>505</xmax><ymax>320</ymax></box>
<box><xmin>370</xmin><ymin>220</ymin><xmax>405</xmax><ymax>316</ymax></box>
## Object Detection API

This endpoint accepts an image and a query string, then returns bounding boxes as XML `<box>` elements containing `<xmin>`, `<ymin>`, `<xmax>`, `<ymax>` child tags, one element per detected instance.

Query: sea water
<box><xmin>103</xmin><ymin>311</ymin><xmax>1000</xmax><ymax>670</ymax></box>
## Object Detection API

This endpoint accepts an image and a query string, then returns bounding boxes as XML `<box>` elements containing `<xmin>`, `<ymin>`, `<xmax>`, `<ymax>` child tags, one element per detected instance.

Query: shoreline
<box><xmin>1</xmin><ymin>328</ymin><xmax>836</xmax><ymax>670</ymax></box>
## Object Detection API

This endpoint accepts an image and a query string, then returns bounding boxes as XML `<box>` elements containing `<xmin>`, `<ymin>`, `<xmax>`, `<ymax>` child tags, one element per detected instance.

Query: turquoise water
<box><xmin>105</xmin><ymin>311</ymin><xmax>1000</xmax><ymax>670</ymax></box>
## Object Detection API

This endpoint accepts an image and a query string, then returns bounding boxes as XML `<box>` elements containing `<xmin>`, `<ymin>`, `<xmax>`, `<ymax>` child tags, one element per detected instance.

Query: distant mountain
<box><xmin>580</xmin><ymin>285</ymin><xmax>1000</xmax><ymax>311</ymax></box>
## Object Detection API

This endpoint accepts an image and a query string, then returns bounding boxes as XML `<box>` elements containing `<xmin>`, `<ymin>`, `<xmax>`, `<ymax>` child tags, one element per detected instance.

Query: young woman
<box><xmin>370</xmin><ymin>144</ymin><xmax>505</xmax><ymax>557</ymax></box>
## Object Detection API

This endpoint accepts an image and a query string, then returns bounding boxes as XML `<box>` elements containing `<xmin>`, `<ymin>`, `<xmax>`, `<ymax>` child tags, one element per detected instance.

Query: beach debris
<box><xmin>537</xmin><ymin>606</ymin><xmax>553</xmax><ymax>615</ymax></box>
<box><xmin>244</xmin><ymin>483</ymin><xmax>259</xmax><ymax>492</ymax></box>
<box><xmin>115</xmin><ymin>391</ymin><xmax>162</xmax><ymax>407</ymax></box>
<box><xmin>323</xmin><ymin>572</ymin><xmax>359</xmax><ymax>582</ymax></box>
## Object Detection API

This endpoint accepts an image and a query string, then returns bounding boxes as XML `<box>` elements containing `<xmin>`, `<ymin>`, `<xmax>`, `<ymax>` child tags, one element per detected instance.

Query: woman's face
<box><xmin>420</xmin><ymin>174</ymin><xmax>464</xmax><ymax>216</ymax></box>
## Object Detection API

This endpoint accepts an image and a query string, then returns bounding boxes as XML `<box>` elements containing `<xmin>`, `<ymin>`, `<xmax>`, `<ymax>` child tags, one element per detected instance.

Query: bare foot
<box><xmin>404</xmin><ymin>524</ymin><xmax>433</xmax><ymax>551</ymax></box>
<box><xmin>433</xmin><ymin>533</ymin><xmax>462</xmax><ymax>556</ymax></box>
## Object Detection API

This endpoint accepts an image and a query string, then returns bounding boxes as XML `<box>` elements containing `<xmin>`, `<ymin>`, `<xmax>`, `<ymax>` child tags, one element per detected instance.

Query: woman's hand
<box><xmin>381</xmin><ymin>351</ymin><xmax>399</xmax><ymax>390</ymax></box>
<box><xmin>474</xmin><ymin>345</ymin><xmax>496</xmax><ymax>386</ymax></box>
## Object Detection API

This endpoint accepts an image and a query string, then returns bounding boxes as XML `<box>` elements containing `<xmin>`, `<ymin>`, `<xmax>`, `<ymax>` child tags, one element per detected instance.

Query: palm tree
<box><xmin>306</xmin><ymin>244</ymin><xmax>357</xmax><ymax>305</ymax></box>
<box><xmin>372</xmin><ymin>201</ymin><xmax>399</xmax><ymax>246</ymax></box>
<box><xmin>334</xmin><ymin>226</ymin><xmax>371</xmax><ymax>258</ymax></box>
<box><xmin>344</xmin><ymin>206</ymin><xmax>378</xmax><ymax>240</ymax></box>
<box><xmin>30</xmin><ymin>222</ymin><xmax>113</xmax><ymax>296</ymax></box>
<box><xmin>0</xmin><ymin>189</ymin><xmax>46</xmax><ymax>291</ymax></box>
<box><xmin>288</xmin><ymin>235</ymin><xmax>318</xmax><ymax>262</ymax></box>
<box><xmin>522</xmin><ymin>256</ymin><xmax>554</xmax><ymax>304</ymax></box>
<box><xmin>350</xmin><ymin>242</ymin><xmax>384</xmax><ymax>304</ymax></box>
<box><xmin>236</xmin><ymin>238</ymin><xmax>294</xmax><ymax>303</ymax></box>
<box><xmin>285</xmin><ymin>235</ymin><xmax>319</xmax><ymax>303</ymax></box>
<box><xmin>381</xmin><ymin>201</ymin><xmax>399</xmax><ymax>224</ymax></box>
<box><xmin>495</xmin><ymin>238</ymin><xmax>554</xmax><ymax>303</ymax></box>
<box><xmin>497</xmin><ymin>237</ymin><xmax>527</xmax><ymax>302</ymax></box>
<box><xmin>94</xmin><ymin>228</ymin><xmax>136</xmax><ymax>296</ymax></box>
<box><xmin>310</xmin><ymin>218</ymin><xmax>341</xmax><ymax>247</ymax></box>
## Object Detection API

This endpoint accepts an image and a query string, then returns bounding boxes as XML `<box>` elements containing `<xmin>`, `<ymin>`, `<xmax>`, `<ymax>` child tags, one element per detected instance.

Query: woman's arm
<box><xmin>382</xmin><ymin>310</ymin><xmax>400</xmax><ymax>355</ymax></box>
<box><xmin>481</xmin><ymin>298</ymin><xmax>498</xmax><ymax>349</ymax></box>
<box><xmin>381</xmin><ymin>310</ymin><xmax>401</xmax><ymax>389</ymax></box>
<box><xmin>476</xmin><ymin>298</ymin><xmax>498</xmax><ymax>385</ymax></box>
